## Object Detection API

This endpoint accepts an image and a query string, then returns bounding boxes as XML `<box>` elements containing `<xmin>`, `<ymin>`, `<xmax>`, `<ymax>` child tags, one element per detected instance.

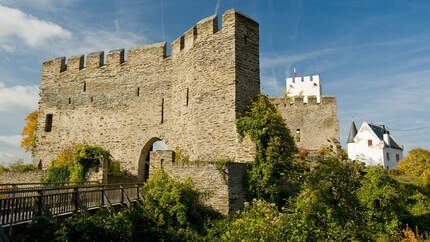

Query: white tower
<box><xmin>286</xmin><ymin>74</ymin><xmax>322</xmax><ymax>103</ymax></box>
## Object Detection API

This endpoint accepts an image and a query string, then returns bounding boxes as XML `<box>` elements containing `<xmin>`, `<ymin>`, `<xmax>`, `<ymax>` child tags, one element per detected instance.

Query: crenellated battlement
<box><xmin>269</xmin><ymin>95</ymin><xmax>336</xmax><ymax>107</ymax></box>
<box><xmin>286</xmin><ymin>74</ymin><xmax>322</xmax><ymax>103</ymax></box>
<box><xmin>42</xmin><ymin>9</ymin><xmax>258</xmax><ymax>75</ymax></box>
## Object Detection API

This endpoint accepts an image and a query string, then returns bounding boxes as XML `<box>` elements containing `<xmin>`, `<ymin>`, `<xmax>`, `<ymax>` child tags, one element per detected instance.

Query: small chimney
<box><xmin>383</xmin><ymin>126</ymin><xmax>391</xmax><ymax>147</ymax></box>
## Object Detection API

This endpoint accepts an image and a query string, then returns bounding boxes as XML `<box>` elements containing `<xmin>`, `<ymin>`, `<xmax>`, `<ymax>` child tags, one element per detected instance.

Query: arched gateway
<box><xmin>138</xmin><ymin>138</ymin><xmax>168</xmax><ymax>181</ymax></box>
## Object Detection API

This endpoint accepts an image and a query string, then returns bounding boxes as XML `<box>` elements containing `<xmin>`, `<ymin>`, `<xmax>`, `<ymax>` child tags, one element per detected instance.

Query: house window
<box><xmin>386</xmin><ymin>152</ymin><xmax>390</xmax><ymax>161</ymax></box>
<box><xmin>368</xmin><ymin>140</ymin><xmax>373</xmax><ymax>147</ymax></box>
<box><xmin>396</xmin><ymin>154</ymin><xmax>400</xmax><ymax>162</ymax></box>
<box><xmin>45</xmin><ymin>114</ymin><xmax>53</xmax><ymax>132</ymax></box>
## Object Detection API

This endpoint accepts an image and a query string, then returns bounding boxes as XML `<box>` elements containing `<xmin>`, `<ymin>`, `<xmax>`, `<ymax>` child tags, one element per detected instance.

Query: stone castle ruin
<box><xmin>34</xmin><ymin>9</ymin><xmax>338</xmax><ymax>213</ymax></box>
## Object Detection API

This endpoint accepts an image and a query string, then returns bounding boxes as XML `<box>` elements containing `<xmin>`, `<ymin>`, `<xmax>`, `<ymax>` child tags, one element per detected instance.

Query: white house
<box><xmin>286</xmin><ymin>74</ymin><xmax>322</xmax><ymax>103</ymax></box>
<box><xmin>347</xmin><ymin>121</ymin><xmax>403</xmax><ymax>169</ymax></box>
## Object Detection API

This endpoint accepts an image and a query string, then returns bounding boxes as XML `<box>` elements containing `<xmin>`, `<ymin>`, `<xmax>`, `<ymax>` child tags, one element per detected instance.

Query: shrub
<box><xmin>43</xmin><ymin>166</ymin><xmax>71</xmax><ymax>183</ymax></box>
<box><xmin>358</xmin><ymin>167</ymin><xmax>404</xmax><ymax>236</ymax></box>
<box><xmin>285</xmin><ymin>150</ymin><xmax>368</xmax><ymax>241</ymax></box>
<box><xmin>43</xmin><ymin>144</ymin><xmax>112</xmax><ymax>183</ymax></box>
<box><xmin>141</xmin><ymin>169</ymin><xmax>211</xmax><ymax>230</ymax></box>
<box><xmin>108</xmin><ymin>160</ymin><xmax>122</xmax><ymax>177</ymax></box>
<box><xmin>211</xmin><ymin>200</ymin><xmax>288</xmax><ymax>242</ymax></box>
<box><xmin>17</xmin><ymin>212</ymin><xmax>59</xmax><ymax>242</ymax></box>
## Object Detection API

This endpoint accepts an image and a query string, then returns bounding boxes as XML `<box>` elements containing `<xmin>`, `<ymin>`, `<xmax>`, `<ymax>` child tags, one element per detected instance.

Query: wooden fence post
<box><xmin>120</xmin><ymin>185</ymin><xmax>124</xmax><ymax>205</ymax></box>
<box><xmin>101</xmin><ymin>186</ymin><xmax>105</xmax><ymax>207</ymax></box>
<box><xmin>36</xmin><ymin>190</ymin><xmax>43</xmax><ymax>217</ymax></box>
<box><xmin>72</xmin><ymin>187</ymin><xmax>80</xmax><ymax>212</ymax></box>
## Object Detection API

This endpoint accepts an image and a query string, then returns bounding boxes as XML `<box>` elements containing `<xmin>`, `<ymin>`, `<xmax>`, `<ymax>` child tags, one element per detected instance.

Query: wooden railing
<box><xmin>0</xmin><ymin>183</ymin><xmax>143</xmax><ymax>227</ymax></box>
<box><xmin>0</xmin><ymin>181</ymin><xmax>99</xmax><ymax>193</ymax></box>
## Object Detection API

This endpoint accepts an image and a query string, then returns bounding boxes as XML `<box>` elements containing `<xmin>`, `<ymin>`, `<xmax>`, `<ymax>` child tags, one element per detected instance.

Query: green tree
<box><xmin>210</xmin><ymin>200</ymin><xmax>288</xmax><ymax>242</ymax></box>
<box><xmin>397</xmin><ymin>148</ymin><xmax>430</xmax><ymax>179</ymax></box>
<box><xmin>20</xmin><ymin>110</ymin><xmax>38</xmax><ymax>155</ymax></box>
<box><xmin>286</xmin><ymin>150</ymin><xmax>368</xmax><ymax>241</ymax></box>
<box><xmin>236</xmin><ymin>94</ymin><xmax>297</xmax><ymax>204</ymax></box>
<box><xmin>358</xmin><ymin>167</ymin><xmax>404</xmax><ymax>236</ymax></box>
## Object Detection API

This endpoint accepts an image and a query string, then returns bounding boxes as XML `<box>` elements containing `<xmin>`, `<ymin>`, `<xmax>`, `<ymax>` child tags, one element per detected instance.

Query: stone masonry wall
<box><xmin>149</xmin><ymin>150</ymin><xmax>247</xmax><ymax>215</ymax></box>
<box><xmin>34</xmin><ymin>9</ymin><xmax>259</xmax><ymax>179</ymax></box>
<box><xmin>270</xmin><ymin>95</ymin><xmax>339</xmax><ymax>151</ymax></box>
<box><xmin>0</xmin><ymin>170</ymin><xmax>46</xmax><ymax>184</ymax></box>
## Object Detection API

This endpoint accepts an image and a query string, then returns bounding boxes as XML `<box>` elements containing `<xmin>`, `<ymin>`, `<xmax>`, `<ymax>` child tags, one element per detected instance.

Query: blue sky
<box><xmin>0</xmin><ymin>0</ymin><xmax>429</xmax><ymax>165</ymax></box>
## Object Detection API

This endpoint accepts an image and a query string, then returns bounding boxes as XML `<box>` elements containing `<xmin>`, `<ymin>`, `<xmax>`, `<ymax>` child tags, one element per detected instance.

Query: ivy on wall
<box><xmin>43</xmin><ymin>144</ymin><xmax>111</xmax><ymax>183</ymax></box>
<box><xmin>236</xmin><ymin>94</ymin><xmax>297</xmax><ymax>204</ymax></box>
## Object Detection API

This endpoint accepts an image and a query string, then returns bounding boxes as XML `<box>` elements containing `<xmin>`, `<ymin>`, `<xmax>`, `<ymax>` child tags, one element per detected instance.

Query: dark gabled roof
<box><xmin>388</xmin><ymin>136</ymin><xmax>403</xmax><ymax>150</ymax></box>
<box><xmin>368</xmin><ymin>124</ymin><xmax>385</xmax><ymax>140</ymax></box>
<box><xmin>347</xmin><ymin>121</ymin><xmax>358</xmax><ymax>143</ymax></box>
<box><xmin>368</xmin><ymin>124</ymin><xmax>403</xmax><ymax>150</ymax></box>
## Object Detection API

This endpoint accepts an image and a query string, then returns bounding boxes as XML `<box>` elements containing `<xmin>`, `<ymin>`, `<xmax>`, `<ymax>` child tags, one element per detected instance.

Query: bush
<box><xmin>209</xmin><ymin>200</ymin><xmax>288</xmax><ymax>241</ymax></box>
<box><xmin>43</xmin><ymin>166</ymin><xmax>71</xmax><ymax>183</ymax></box>
<box><xmin>358</xmin><ymin>167</ymin><xmax>404</xmax><ymax>236</ymax></box>
<box><xmin>43</xmin><ymin>144</ymin><xmax>112</xmax><ymax>183</ymax></box>
<box><xmin>141</xmin><ymin>169</ymin><xmax>214</xmax><ymax>231</ymax></box>
<box><xmin>18</xmin><ymin>212</ymin><xmax>59</xmax><ymax>242</ymax></box>
<box><xmin>285</xmin><ymin>152</ymin><xmax>368</xmax><ymax>241</ymax></box>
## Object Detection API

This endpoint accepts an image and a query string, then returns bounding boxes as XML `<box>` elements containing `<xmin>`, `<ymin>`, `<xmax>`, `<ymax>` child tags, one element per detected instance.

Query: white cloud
<box><xmin>0</xmin><ymin>81</ymin><xmax>39</xmax><ymax>112</ymax></box>
<box><xmin>0</xmin><ymin>135</ymin><xmax>21</xmax><ymax>147</ymax></box>
<box><xmin>0</xmin><ymin>0</ymin><xmax>78</xmax><ymax>11</ymax></box>
<box><xmin>0</xmin><ymin>5</ymin><xmax>72</xmax><ymax>51</ymax></box>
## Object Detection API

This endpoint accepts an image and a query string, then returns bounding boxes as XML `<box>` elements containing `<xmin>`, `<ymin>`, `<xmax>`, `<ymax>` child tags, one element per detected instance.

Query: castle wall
<box><xmin>149</xmin><ymin>150</ymin><xmax>247</xmax><ymax>215</ymax></box>
<box><xmin>0</xmin><ymin>170</ymin><xmax>46</xmax><ymax>184</ymax></box>
<box><xmin>270</xmin><ymin>95</ymin><xmax>339</xmax><ymax>151</ymax></box>
<box><xmin>34</xmin><ymin>10</ymin><xmax>259</xmax><ymax>176</ymax></box>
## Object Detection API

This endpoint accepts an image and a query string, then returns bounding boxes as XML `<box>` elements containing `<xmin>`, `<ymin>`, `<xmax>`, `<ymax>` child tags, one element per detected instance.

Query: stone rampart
<box><xmin>34</xmin><ymin>9</ymin><xmax>259</xmax><ymax>180</ymax></box>
<box><xmin>0</xmin><ymin>170</ymin><xmax>46</xmax><ymax>184</ymax></box>
<box><xmin>270</xmin><ymin>95</ymin><xmax>339</xmax><ymax>151</ymax></box>
<box><xmin>149</xmin><ymin>150</ymin><xmax>247</xmax><ymax>215</ymax></box>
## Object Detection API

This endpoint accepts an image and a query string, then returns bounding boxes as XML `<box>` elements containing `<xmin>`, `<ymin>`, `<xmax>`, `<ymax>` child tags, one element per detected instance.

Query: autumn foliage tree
<box><xmin>20</xmin><ymin>110</ymin><xmax>38</xmax><ymax>156</ymax></box>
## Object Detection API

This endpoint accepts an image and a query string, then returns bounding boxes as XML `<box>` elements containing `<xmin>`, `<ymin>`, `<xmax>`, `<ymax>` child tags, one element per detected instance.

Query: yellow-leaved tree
<box><xmin>397</xmin><ymin>148</ymin><xmax>430</xmax><ymax>182</ymax></box>
<box><xmin>20</xmin><ymin>111</ymin><xmax>38</xmax><ymax>156</ymax></box>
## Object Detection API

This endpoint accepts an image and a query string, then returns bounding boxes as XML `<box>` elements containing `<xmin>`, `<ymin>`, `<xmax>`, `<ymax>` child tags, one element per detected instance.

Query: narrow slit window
<box><xmin>90</xmin><ymin>97</ymin><xmax>94</xmax><ymax>103</ymax></box>
<box><xmin>161</xmin><ymin>98</ymin><xmax>164</xmax><ymax>124</ymax></box>
<box><xmin>137</xmin><ymin>87</ymin><xmax>140</xmax><ymax>97</ymax></box>
<box><xmin>68</xmin><ymin>97</ymin><xmax>71</xmax><ymax>104</ymax></box>
<box><xmin>83</xmin><ymin>81</ymin><xmax>86</xmax><ymax>92</ymax></box>
<box><xmin>45</xmin><ymin>114</ymin><xmax>53</xmax><ymax>132</ymax></box>
<box><xmin>186</xmin><ymin>88</ymin><xmax>189</xmax><ymax>106</ymax></box>
<box><xmin>244</xmin><ymin>36</ymin><xmax>248</xmax><ymax>45</ymax></box>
